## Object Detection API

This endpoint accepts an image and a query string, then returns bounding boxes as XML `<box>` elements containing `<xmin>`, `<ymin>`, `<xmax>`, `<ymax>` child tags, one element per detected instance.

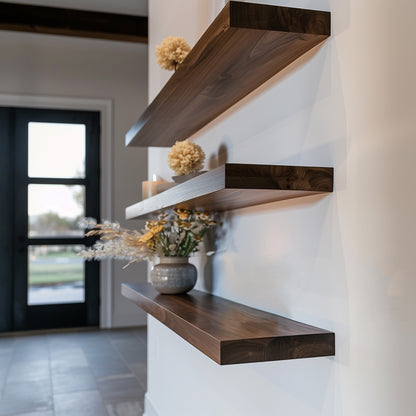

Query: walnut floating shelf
<box><xmin>125</xmin><ymin>1</ymin><xmax>330</xmax><ymax>147</ymax></box>
<box><xmin>122</xmin><ymin>283</ymin><xmax>335</xmax><ymax>365</ymax></box>
<box><xmin>126</xmin><ymin>164</ymin><xmax>333</xmax><ymax>220</ymax></box>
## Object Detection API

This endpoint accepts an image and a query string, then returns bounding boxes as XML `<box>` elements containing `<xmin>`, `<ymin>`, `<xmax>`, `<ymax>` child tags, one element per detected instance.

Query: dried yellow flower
<box><xmin>168</xmin><ymin>139</ymin><xmax>205</xmax><ymax>175</ymax></box>
<box><xmin>139</xmin><ymin>225</ymin><xmax>164</xmax><ymax>243</ymax></box>
<box><xmin>79</xmin><ymin>209</ymin><xmax>216</xmax><ymax>261</ymax></box>
<box><xmin>174</xmin><ymin>208</ymin><xmax>191</xmax><ymax>220</ymax></box>
<box><xmin>155</xmin><ymin>36</ymin><xmax>191</xmax><ymax>71</ymax></box>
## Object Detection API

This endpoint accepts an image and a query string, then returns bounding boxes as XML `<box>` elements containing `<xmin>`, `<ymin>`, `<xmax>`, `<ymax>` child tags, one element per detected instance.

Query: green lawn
<box><xmin>29</xmin><ymin>252</ymin><xmax>84</xmax><ymax>286</ymax></box>
<box><xmin>36</xmin><ymin>250</ymin><xmax>80</xmax><ymax>259</ymax></box>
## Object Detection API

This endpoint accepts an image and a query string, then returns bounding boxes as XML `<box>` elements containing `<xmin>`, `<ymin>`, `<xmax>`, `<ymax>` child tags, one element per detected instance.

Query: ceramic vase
<box><xmin>150</xmin><ymin>257</ymin><xmax>197</xmax><ymax>294</ymax></box>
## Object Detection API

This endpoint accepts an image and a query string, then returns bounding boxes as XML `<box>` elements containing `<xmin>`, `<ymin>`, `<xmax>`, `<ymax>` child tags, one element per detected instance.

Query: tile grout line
<box><xmin>103</xmin><ymin>329</ymin><xmax>147</xmax><ymax>411</ymax></box>
<box><xmin>47</xmin><ymin>334</ymin><xmax>57</xmax><ymax>416</ymax></box>
<box><xmin>93</xmin><ymin>331</ymin><xmax>127</xmax><ymax>416</ymax></box>
<box><xmin>107</xmin><ymin>330</ymin><xmax>147</xmax><ymax>387</ymax></box>
<box><xmin>54</xmin><ymin>331</ymin><xmax>108</xmax><ymax>415</ymax></box>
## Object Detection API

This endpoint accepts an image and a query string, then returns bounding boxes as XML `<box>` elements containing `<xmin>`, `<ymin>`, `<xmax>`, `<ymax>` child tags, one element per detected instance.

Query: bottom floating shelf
<box><xmin>122</xmin><ymin>283</ymin><xmax>335</xmax><ymax>365</ymax></box>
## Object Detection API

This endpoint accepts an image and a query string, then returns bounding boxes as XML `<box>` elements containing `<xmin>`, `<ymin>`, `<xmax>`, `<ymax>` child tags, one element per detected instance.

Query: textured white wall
<box><xmin>0</xmin><ymin>27</ymin><xmax>149</xmax><ymax>327</ymax></box>
<box><xmin>146</xmin><ymin>0</ymin><xmax>416</xmax><ymax>415</ymax></box>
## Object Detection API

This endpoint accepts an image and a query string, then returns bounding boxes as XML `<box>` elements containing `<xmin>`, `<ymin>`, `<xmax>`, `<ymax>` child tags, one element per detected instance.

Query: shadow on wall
<box><xmin>201</xmin><ymin>210</ymin><xmax>231</xmax><ymax>292</ymax></box>
<box><xmin>203</xmin><ymin>141</ymin><xmax>230</xmax><ymax>291</ymax></box>
<box><xmin>192</xmin><ymin>42</ymin><xmax>330</xmax><ymax>159</ymax></box>
<box><xmin>207</xmin><ymin>142</ymin><xmax>229</xmax><ymax>169</ymax></box>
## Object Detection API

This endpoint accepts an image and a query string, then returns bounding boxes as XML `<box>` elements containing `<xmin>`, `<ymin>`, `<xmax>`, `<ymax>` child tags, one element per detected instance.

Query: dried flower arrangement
<box><xmin>79</xmin><ymin>209</ymin><xmax>216</xmax><ymax>267</ymax></box>
<box><xmin>155</xmin><ymin>36</ymin><xmax>190</xmax><ymax>71</ymax></box>
<box><xmin>168</xmin><ymin>139</ymin><xmax>205</xmax><ymax>176</ymax></box>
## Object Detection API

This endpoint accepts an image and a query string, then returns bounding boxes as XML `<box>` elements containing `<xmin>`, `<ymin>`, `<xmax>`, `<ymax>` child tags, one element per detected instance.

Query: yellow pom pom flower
<box><xmin>155</xmin><ymin>36</ymin><xmax>191</xmax><ymax>71</ymax></box>
<box><xmin>168</xmin><ymin>139</ymin><xmax>205</xmax><ymax>176</ymax></box>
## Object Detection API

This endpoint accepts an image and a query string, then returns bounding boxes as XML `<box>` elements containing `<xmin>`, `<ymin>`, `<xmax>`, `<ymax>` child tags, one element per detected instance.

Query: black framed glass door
<box><xmin>0</xmin><ymin>107</ymin><xmax>100</xmax><ymax>331</ymax></box>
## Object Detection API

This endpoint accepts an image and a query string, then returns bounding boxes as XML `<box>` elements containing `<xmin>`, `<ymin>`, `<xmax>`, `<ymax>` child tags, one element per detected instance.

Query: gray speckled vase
<box><xmin>150</xmin><ymin>257</ymin><xmax>197</xmax><ymax>295</ymax></box>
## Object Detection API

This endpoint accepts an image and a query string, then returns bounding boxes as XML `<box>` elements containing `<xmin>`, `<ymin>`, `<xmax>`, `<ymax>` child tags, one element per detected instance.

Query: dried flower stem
<box><xmin>79</xmin><ymin>209</ymin><xmax>216</xmax><ymax>267</ymax></box>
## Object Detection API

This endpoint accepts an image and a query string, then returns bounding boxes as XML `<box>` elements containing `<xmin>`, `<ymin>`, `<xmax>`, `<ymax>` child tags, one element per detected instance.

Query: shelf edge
<box><xmin>122</xmin><ymin>283</ymin><xmax>335</xmax><ymax>365</ymax></box>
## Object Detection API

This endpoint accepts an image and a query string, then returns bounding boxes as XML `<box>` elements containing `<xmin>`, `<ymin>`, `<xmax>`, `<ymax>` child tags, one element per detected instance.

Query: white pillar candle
<box><xmin>141</xmin><ymin>175</ymin><xmax>167</xmax><ymax>199</ymax></box>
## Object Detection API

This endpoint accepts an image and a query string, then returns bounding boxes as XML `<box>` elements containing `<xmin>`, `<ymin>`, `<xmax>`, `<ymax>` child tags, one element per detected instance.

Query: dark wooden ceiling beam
<box><xmin>0</xmin><ymin>1</ymin><xmax>147</xmax><ymax>43</ymax></box>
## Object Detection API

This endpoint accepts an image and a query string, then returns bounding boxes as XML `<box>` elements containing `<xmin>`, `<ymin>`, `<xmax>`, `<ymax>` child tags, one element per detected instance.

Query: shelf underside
<box><xmin>126</xmin><ymin>1</ymin><xmax>330</xmax><ymax>147</ymax></box>
<box><xmin>126</xmin><ymin>164</ymin><xmax>333</xmax><ymax>220</ymax></box>
<box><xmin>122</xmin><ymin>283</ymin><xmax>335</xmax><ymax>365</ymax></box>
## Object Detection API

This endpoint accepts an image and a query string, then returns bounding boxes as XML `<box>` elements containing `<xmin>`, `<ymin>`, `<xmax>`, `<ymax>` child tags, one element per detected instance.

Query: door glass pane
<box><xmin>28</xmin><ymin>245</ymin><xmax>85</xmax><ymax>305</ymax></box>
<box><xmin>28</xmin><ymin>184</ymin><xmax>85</xmax><ymax>238</ymax></box>
<box><xmin>28</xmin><ymin>122</ymin><xmax>86</xmax><ymax>178</ymax></box>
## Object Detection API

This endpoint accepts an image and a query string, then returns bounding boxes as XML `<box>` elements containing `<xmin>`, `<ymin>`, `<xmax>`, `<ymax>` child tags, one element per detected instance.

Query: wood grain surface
<box><xmin>126</xmin><ymin>1</ymin><xmax>330</xmax><ymax>146</ymax></box>
<box><xmin>0</xmin><ymin>2</ymin><xmax>147</xmax><ymax>43</ymax></box>
<box><xmin>126</xmin><ymin>163</ymin><xmax>333</xmax><ymax>219</ymax></box>
<box><xmin>122</xmin><ymin>283</ymin><xmax>335</xmax><ymax>365</ymax></box>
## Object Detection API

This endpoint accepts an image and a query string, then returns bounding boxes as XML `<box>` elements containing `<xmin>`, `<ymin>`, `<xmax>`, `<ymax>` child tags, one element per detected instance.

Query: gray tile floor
<box><xmin>0</xmin><ymin>327</ymin><xmax>147</xmax><ymax>416</ymax></box>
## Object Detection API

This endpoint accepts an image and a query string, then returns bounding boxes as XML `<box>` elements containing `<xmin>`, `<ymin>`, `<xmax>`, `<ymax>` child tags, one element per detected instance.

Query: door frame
<box><xmin>0</xmin><ymin>93</ymin><xmax>113</xmax><ymax>328</ymax></box>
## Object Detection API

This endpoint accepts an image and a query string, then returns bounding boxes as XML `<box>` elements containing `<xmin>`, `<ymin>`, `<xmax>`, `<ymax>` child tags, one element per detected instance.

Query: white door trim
<box><xmin>0</xmin><ymin>93</ymin><xmax>114</xmax><ymax>328</ymax></box>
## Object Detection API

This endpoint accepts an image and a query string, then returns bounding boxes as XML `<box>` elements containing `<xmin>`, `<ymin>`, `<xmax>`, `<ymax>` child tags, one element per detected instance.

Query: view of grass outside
<box><xmin>28</xmin><ymin>246</ymin><xmax>84</xmax><ymax>287</ymax></box>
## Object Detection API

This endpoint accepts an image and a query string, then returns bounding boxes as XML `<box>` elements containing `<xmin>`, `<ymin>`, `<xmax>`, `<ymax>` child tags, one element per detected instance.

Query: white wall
<box><xmin>0</xmin><ymin>8</ymin><xmax>149</xmax><ymax>327</ymax></box>
<box><xmin>146</xmin><ymin>0</ymin><xmax>416</xmax><ymax>415</ymax></box>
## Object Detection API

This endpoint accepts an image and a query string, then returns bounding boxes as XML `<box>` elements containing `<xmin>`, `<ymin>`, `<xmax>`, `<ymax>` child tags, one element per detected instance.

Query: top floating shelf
<box><xmin>126</xmin><ymin>1</ymin><xmax>331</xmax><ymax>147</ymax></box>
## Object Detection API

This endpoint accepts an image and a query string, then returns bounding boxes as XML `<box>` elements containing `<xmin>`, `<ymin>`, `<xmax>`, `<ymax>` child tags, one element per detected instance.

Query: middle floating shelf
<box><xmin>126</xmin><ymin>163</ymin><xmax>333</xmax><ymax>220</ymax></box>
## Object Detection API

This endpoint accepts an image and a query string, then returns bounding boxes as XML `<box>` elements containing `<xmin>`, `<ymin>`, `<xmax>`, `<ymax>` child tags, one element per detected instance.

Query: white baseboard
<box><xmin>143</xmin><ymin>393</ymin><xmax>159</xmax><ymax>416</ymax></box>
